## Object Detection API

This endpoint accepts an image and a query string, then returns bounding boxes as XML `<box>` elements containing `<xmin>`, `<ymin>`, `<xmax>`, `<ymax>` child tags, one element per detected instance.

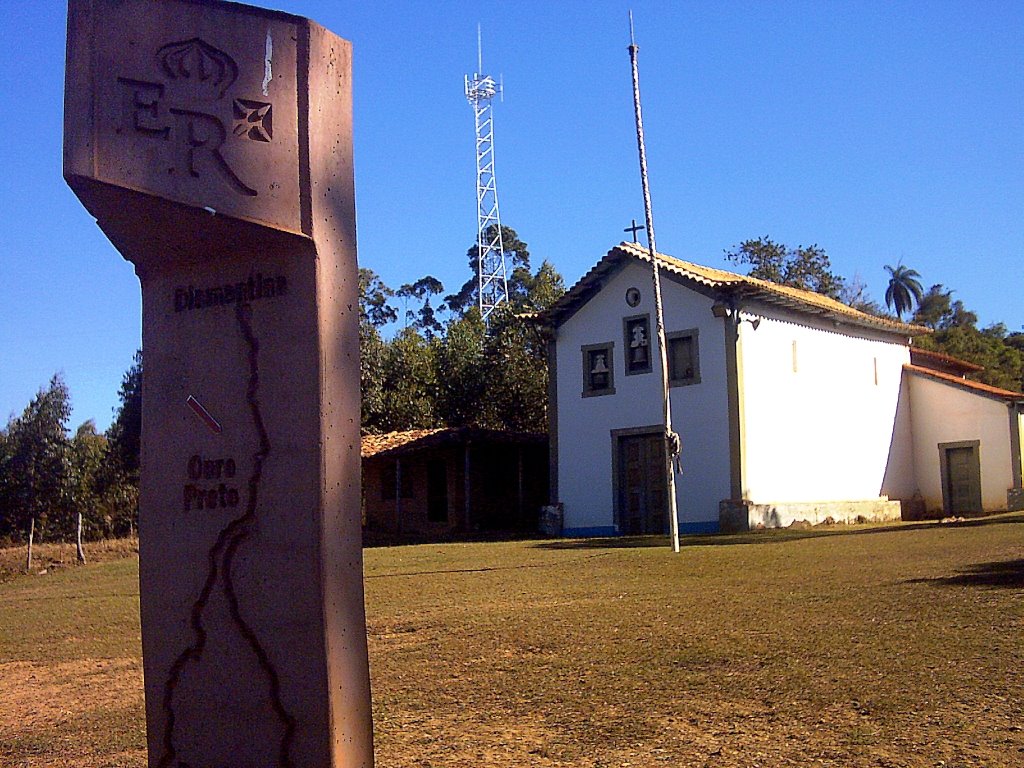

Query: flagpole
<box><xmin>628</xmin><ymin>11</ymin><xmax>681</xmax><ymax>553</ymax></box>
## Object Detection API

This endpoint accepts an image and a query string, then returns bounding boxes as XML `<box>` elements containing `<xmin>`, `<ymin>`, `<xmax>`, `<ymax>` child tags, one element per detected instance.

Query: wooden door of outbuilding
<box><xmin>941</xmin><ymin>441</ymin><xmax>982</xmax><ymax>515</ymax></box>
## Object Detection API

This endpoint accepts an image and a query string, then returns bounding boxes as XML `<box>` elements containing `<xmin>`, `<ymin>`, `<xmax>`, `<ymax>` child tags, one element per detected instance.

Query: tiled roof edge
<box><xmin>904</xmin><ymin>364</ymin><xmax>1024</xmax><ymax>401</ymax></box>
<box><xmin>544</xmin><ymin>242</ymin><xmax>929</xmax><ymax>337</ymax></box>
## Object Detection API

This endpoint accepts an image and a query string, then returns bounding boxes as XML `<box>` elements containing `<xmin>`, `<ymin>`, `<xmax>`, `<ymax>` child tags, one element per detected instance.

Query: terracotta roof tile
<box><xmin>361</xmin><ymin>427</ymin><xmax>547</xmax><ymax>459</ymax></box>
<box><xmin>909</xmin><ymin>346</ymin><xmax>985</xmax><ymax>373</ymax></box>
<box><xmin>545</xmin><ymin>242</ymin><xmax>929</xmax><ymax>336</ymax></box>
<box><xmin>360</xmin><ymin>428</ymin><xmax>446</xmax><ymax>458</ymax></box>
<box><xmin>904</xmin><ymin>364</ymin><xmax>1024</xmax><ymax>401</ymax></box>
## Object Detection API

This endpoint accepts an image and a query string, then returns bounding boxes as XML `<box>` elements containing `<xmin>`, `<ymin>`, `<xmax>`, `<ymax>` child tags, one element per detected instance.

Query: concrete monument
<box><xmin>64</xmin><ymin>1</ymin><xmax>374</xmax><ymax>765</ymax></box>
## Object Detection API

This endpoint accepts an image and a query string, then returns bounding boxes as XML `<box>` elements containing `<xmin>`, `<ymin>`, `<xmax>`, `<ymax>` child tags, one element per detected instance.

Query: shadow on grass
<box><xmin>904</xmin><ymin>558</ymin><xmax>1024</xmax><ymax>589</ymax></box>
<box><xmin>362</xmin><ymin>529</ymin><xmax>542</xmax><ymax>549</ymax></box>
<box><xmin>531</xmin><ymin>511</ymin><xmax>1024</xmax><ymax>550</ymax></box>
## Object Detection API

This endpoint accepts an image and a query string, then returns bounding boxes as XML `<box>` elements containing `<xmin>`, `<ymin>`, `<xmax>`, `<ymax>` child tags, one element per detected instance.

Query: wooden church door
<box><xmin>618</xmin><ymin>432</ymin><xmax>668</xmax><ymax>535</ymax></box>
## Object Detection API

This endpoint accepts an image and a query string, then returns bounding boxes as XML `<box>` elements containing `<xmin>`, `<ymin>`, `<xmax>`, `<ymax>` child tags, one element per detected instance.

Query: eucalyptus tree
<box><xmin>0</xmin><ymin>375</ymin><xmax>72</xmax><ymax>544</ymax></box>
<box><xmin>107</xmin><ymin>350</ymin><xmax>142</xmax><ymax>478</ymax></box>
<box><xmin>397</xmin><ymin>275</ymin><xmax>445</xmax><ymax>338</ymax></box>
<box><xmin>446</xmin><ymin>225</ymin><xmax>531</xmax><ymax>315</ymax></box>
<box><xmin>358</xmin><ymin>267</ymin><xmax>398</xmax><ymax>328</ymax></box>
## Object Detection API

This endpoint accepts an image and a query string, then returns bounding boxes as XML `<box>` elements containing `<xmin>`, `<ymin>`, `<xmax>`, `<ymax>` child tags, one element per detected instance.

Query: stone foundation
<box><xmin>1008</xmin><ymin>487</ymin><xmax>1024</xmax><ymax>512</ymax></box>
<box><xmin>539</xmin><ymin>504</ymin><xmax>564</xmax><ymax>536</ymax></box>
<box><xmin>720</xmin><ymin>498</ymin><xmax>903</xmax><ymax>533</ymax></box>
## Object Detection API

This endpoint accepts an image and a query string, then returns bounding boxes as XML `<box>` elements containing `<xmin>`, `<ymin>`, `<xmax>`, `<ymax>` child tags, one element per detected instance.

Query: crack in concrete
<box><xmin>158</xmin><ymin>300</ymin><xmax>295</xmax><ymax>768</ymax></box>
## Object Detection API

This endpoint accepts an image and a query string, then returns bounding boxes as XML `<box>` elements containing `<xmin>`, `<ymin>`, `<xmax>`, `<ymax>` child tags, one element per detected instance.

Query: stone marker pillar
<box><xmin>64</xmin><ymin>1</ymin><xmax>374</xmax><ymax>766</ymax></box>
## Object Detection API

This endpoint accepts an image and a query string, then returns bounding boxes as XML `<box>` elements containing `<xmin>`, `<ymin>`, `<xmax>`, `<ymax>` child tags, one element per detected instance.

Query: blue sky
<box><xmin>1</xmin><ymin>0</ymin><xmax>1021</xmax><ymax>431</ymax></box>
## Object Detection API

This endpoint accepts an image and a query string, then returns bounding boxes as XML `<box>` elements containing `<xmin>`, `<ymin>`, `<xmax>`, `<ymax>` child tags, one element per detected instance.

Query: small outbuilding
<box><xmin>901</xmin><ymin>357</ymin><xmax>1024</xmax><ymax>515</ymax></box>
<box><xmin>361</xmin><ymin>427</ymin><xmax>549</xmax><ymax>541</ymax></box>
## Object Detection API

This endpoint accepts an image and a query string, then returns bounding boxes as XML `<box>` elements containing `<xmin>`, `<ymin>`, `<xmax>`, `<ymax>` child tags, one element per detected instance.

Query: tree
<box><xmin>911</xmin><ymin>287</ymin><xmax>1023</xmax><ymax>392</ymax></box>
<box><xmin>782</xmin><ymin>244</ymin><xmax>844</xmax><ymax>299</ymax></box>
<box><xmin>0</xmin><ymin>375</ymin><xmax>72</xmax><ymax>544</ymax></box>
<box><xmin>432</xmin><ymin>260</ymin><xmax>562</xmax><ymax>432</ymax></box>
<box><xmin>0</xmin><ymin>424</ymin><xmax>12</xmax><ymax>543</ymax></box>
<box><xmin>432</xmin><ymin>310</ymin><xmax>488</xmax><ymax>428</ymax></box>
<box><xmin>358</xmin><ymin>268</ymin><xmax>398</xmax><ymax>328</ymax></box>
<box><xmin>356</xmin><ymin>227</ymin><xmax>564</xmax><ymax>435</ymax></box>
<box><xmin>377</xmin><ymin>328</ymin><xmax>439</xmax><ymax>432</ymax></box>
<box><xmin>397</xmin><ymin>276</ymin><xmax>445</xmax><ymax>338</ymax></box>
<box><xmin>912</xmin><ymin>284</ymin><xmax>952</xmax><ymax>330</ymax></box>
<box><xmin>725</xmin><ymin>236</ymin><xmax>787</xmax><ymax>282</ymax></box>
<box><xmin>913</xmin><ymin>284</ymin><xmax>977</xmax><ymax>331</ymax></box>
<box><xmin>95</xmin><ymin>352</ymin><xmax>144</xmax><ymax>538</ymax></box>
<box><xmin>107</xmin><ymin>351</ymin><xmax>142</xmax><ymax>477</ymax></box>
<box><xmin>884</xmin><ymin>263</ymin><xmax>924</xmax><ymax>320</ymax></box>
<box><xmin>838</xmin><ymin>272</ymin><xmax>888</xmax><ymax>317</ymax></box>
<box><xmin>357</xmin><ymin>270</ymin><xmax>397</xmax><ymax>434</ymax></box>
<box><xmin>724</xmin><ymin>237</ymin><xmax>844</xmax><ymax>299</ymax></box>
<box><xmin>360</xmin><ymin>321</ymin><xmax>388</xmax><ymax>433</ymax></box>
<box><xmin>917</xmin><ymin>324</ymin><xmax>1024</xmax><ymax>392</ymax></box>
<box><xmin>512</xmin><ymin>259</ymin><xmax>566</xmax><ymax>314</ymax></box>
<box><xmin>67</xmin><ymin>420</ymin><xmax>107</xmax><ymax>561</ymax></box>
<box><xmin>476</xmin><ymin>307</ymin><xmax>550</xmax><ymax>432</ymax></box>
<box><xmin>446</xmin><ymin>225</ymin><xmax>532</xmax><ymax>315</ymax></box>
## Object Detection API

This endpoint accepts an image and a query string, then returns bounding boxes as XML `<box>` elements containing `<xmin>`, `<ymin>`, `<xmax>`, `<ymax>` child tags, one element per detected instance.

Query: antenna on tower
<box><xmin>465</xmin><ymin>24</ymin><xmax>508</xmax><ymax>321</ymax></box>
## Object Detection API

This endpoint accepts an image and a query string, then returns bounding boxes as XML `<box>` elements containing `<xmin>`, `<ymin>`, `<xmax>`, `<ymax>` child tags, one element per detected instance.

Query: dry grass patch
<box><xmin>0</xmin><ymin>554</ymin><xmax>145</xmax><ymax>768</ymax></box>
<box><xmin>0</xmin><ymin>538</ymin><xmax>139</xmax><ymax>584</ymax></box>
<box><xmin>1</xmin><ymin>516</ymin><xmax>1022</xmax><ymax>767</ymax></box>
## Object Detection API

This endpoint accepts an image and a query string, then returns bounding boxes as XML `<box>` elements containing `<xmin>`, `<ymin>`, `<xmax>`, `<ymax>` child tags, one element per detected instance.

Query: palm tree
<box><xmin>884</xmin><ymin>263</ymin><xmax>924</xmax><ymax>320</ymax></box>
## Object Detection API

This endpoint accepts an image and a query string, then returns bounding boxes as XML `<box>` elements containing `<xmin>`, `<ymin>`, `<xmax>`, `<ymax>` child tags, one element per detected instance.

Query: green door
<box><xmin>944</xmin><ymin>445</ymin><xmax>982</xmax><ymax>515</ymax></box>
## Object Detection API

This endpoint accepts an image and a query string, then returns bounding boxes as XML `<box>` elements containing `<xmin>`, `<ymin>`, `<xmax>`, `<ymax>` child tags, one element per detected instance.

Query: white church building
<box><xmin>543</xmin><ymin>242</ymin><xmax>1024</xmax><ymax>536</ymax></box>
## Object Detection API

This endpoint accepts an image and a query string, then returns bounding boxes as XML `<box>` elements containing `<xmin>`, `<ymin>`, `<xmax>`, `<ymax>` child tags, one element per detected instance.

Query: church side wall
<box><xmin>907</xmin><ymin>374</ymin><xmax>1014</xmax><ymax>513</ymax></box>
<box><xmin>739</xmin><ymin>310</ymin><xmax>911</xmax><ymax>504</ymax></box>
<box><xmin>555</xmin><ymin>264</ymin><xmax>732</xmax><ymax>535</ymax></box>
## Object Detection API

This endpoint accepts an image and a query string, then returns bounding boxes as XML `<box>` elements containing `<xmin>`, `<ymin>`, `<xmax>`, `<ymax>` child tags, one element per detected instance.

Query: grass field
<box><xmin>1</xmin><ymin>515</ymin><xmax>1022</xmax><ymax>767</ymax></box>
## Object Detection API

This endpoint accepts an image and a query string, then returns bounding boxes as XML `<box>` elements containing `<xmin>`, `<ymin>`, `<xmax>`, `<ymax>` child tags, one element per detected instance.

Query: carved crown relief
<box><xmin>157</xmin><ymin>38</ymin><xmax>238</xmax><ymax>99</ymax></box>
<box><xmin>116</xmin><ymin>38</ymin><xmax>273</xmax><ymax>197</ymax></box>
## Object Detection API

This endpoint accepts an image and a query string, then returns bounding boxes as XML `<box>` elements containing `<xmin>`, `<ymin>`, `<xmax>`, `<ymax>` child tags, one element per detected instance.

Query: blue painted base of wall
<box><xmin>562</xmin><ymin>520</ymin><xmax>719</xmax><ymax>538</ymax></box>
<box><xmin>679</xmin><ymin>520</ymin><xmax>719</xmax><ymax>535</ymax></box>
<box><xmin>562</xmin><ymin>526</ymin><xmax>618</xmax><ymax>538</ymax></box>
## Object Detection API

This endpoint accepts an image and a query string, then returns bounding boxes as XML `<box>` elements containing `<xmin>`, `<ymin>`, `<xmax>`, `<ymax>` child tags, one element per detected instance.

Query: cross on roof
<box><xmin>624</xmin><ymin>218</ymin><xmax>645</xmax><ymax>243</ymax></box>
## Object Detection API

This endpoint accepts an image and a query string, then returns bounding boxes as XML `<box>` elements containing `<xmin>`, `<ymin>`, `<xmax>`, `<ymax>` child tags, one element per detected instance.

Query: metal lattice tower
<box><xmin>465</xmin><ymin>28</ymin><xmax>507</xmax><ymax>320</ymax></box>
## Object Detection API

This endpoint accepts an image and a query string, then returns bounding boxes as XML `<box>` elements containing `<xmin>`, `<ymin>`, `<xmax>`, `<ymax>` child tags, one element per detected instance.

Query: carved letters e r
<box><xmin>117</xmin><ymin>39</ymin><xmax>272</xmax><ymax>197</ymax></box>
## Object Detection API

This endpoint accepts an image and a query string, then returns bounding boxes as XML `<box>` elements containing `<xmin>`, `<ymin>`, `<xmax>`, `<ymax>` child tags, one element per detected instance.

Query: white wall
<box><xmin>907</xmin><ymin>372</ymin><xmax>1014</xmax><ymax>512</ymax></box>
<box><xmin>881</xmin><ymin>375</ymin><xmax>918</xmax><ymax>500</ymax></box>
<box><xmin>555</xmin><ymin>263</ymin><xmax>732</xmax><ymax>533</ymax></box>
<box><xmin>738</xmin><ymin>308</ymin><xmax>911</xmax><ymax>503</ymax></box>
